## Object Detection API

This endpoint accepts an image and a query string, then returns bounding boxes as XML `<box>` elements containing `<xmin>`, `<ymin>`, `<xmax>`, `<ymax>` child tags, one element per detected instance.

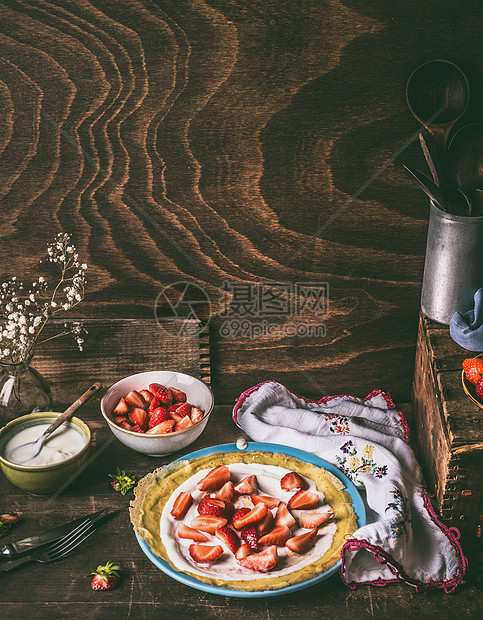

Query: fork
<box><xmin>0</xmin><ymin>519</ymin><xmax>97</xmax><ymax>572</ymax></box>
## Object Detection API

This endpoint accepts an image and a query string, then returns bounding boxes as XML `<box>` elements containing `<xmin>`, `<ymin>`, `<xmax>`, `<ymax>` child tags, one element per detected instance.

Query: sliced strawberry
<box><xmin>118</xmin><ymin>421</ymin><xmax>133</xmax><ymax>431</ymax></box>
<box><xmin>238</xmin><ymin>545</ymin><xmax>278</xmax><ymax>572</ymax></box>
<box><xmin>241</xmin><ymin>526</ymin><xmax>259</xmax><ymax>552</ymax></box>
<box><xmin>131</xmin><ymin>423</ymin><xmax>143</xmax><ymax>433</ymax></box>
<box><xmin>128</xmin><ymin>407</ymin><xmax>149</xmax><ymax>431</ymax></box>
<box><xmin>215</xmin><ymin>526</ymin><xmax>240</xmax><ymax>554</ymax></box>
<box><xmin>176</xmin><ymin>523</ymin><xmax>209</xmax><ymax>542</ymax></box>
<box><xmin>148</xmin><ymin>396</ymin><xmax>162</xmax><ymax>413</ymax></box>
<box><xmin>235</xmin><ymin>543</ymin><xmax>251</xmax><ymax>561</ymax></box>
<box><xmin>258</xmin><ymin>525</ymin><xmax>291</xmax><ymax>547</ymax></box>
<box><xmin>149</xmin><ymin>383</ymin><xmax>172</xmax><ymax>406</ymax></box>
<box><xmin>255</xmin><ymin>510</ymin><xmax>274</xmax><ymax>536</ymax></box>
<box><xmin>232</xmin><ymin>507</ymin><xmax>250</xmax><ymax>526</ymax></box>
<box><xmin>146</xmin><ymin>419</ymin><xmax>175</xmax><ymax>434</ymax></box>
<box><xmin>197</xmin><ymin>466</ymin><xmax>231</xmax><ymax>492</ymax></box>
<box><xmin>175</xmin><ymin>416</ymin><xmax>193</xmax><ymax>432</ymax></box>
<box><xmin>287</xmin><ymin>490</ymin><xmax>319</xmax><ymax>510</ymax></box>
<box><xmin>280</xmin><ymin>471</ymin><xmax>308</xmax><ymax>492</ymax></box>
<box><xmin>198</xmin><ymin>497</ymin><xmax>226</xmax><ymax>517</ymax></box>
<box><xmin>139</xmin><ymin>389</ymin><xmax>154</xmax><ymax>404</ymax></box>
<box><xmin>113</xmin><ymin>415</ymin><xmax>129</xmax><ymax>425</ymax></box>
<box><xmin>222</xmin><ymin>499</ymin><xmax>235</xmax><ymax>522</ymax></box>
<box><xmin>215</xmin><ymin>481</ymin><xmax>235</xmax><ymax>501</ymax></box>
<box><xmin>148</xmin><ymin>407</ymin><xmax>170</xmax><ymax>428</ymax></box>
<box><xmin>125</xmin><ymin>390</ymin><xmax>146</xmax><ymax>409</ymax></box>
<box><xmin>173</xmin><ymin>402</ymin><xmax>192</xmax><ymax>418</ymax></box>
<box><xmin>168</xmin><ymin>386</ymin><xmax>187</xmax><ymax>403</ymax></box>
<box><xmin>189</xmin><ymin>544</ymin><xmax>223</xmax><ymax>564</ymax></box>
<box><xmin>286</xmin><ymin>528</ymin><xmax>318</xmax><ymax>553</ymax></box>
<box><xmin>190</xmin><ymin>515</ymin><xmax>227</xmax><ymax>534</ymax></box>
<box><xmin>274</xmin><ymin>503</ymin><xmax>296</xmax><ymax>528</ymax></box>
<box><xmin>190</xmin><ymin>407</ymin><xmax>204</xmax><ymax>424</ymax></box>
<box><xmin>232</xmin><ymin>502</ymin><xmax>268</xmax><ymax>530</ymax></box>
<box><xmin>299</xmin><ymin>509</ymin><xmax>334</xmax><ymax>529</ymax></box>
<box><xmin>168</xmin><ymin>403</ymin><xmax>181</xmax><ymax>412</ymax></box>
<box><xmin>250</xmin><ymin>495</ymin><xmax>280</xmax><ymax>509</ymax></box>
<box><xmin>170</xmin><ymin>491</ymin><xmax>193</xmax><ymax>519</ymax></box>
<box><xmin>113</xmin><ymin>397</ymin><xmax>129</xmax><ymax>416</ymax></box>
<box><xmin>235</xmin><ymin>495</ymin><xmax>255</xmax><ymax>508</ymax></box>
<box><xmin>234</xmin><ymin>475</ymin><xmax>258</xmax><ymax>495</ymax></box>
<box><xmin>170</xmin><ymin>412</ymin><xmax>184</xmax><ymax>424</ymax></box>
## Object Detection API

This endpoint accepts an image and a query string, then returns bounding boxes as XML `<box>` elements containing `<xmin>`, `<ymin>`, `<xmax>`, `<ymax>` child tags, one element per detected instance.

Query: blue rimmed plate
<box><xmin>135</xmin><ymin>441</ymin><xmax>366</xmax><ymax>598</ymax></box>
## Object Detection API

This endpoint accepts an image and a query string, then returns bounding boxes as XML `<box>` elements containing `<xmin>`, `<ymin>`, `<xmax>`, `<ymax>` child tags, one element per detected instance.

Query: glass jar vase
<box><xmin>0</xmin><ymin>355</ymin><xmax>52</xmax><ymax>426</ymax></box>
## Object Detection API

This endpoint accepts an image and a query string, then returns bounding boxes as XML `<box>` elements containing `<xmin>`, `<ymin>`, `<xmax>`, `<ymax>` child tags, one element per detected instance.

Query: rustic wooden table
<box><xmin>0</xmin><ymin>403</ymin><xmax>480</xmax><ymax>619</ymax></box>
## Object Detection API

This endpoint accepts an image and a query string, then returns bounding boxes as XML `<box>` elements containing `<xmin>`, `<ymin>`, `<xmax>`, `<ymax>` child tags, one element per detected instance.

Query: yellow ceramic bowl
<box><xmin>0</xmin><ymin>412</ymin><xmax>91</xmax><ymax>495</ymax></box>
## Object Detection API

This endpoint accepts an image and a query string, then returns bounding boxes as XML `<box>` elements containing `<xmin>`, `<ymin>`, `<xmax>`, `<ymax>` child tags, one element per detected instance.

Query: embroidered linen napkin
<box><xmin>233</xmin><ymin>381</ymin><xmax>467</xmax><ymax>592</ymax></box>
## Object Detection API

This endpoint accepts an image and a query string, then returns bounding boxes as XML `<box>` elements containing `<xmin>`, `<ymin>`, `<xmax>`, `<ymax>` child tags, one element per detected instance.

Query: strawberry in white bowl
<box><xmin>101</xmin><ymin>371</ymin><xmax>213</xmax><ymax>456</ymax></box>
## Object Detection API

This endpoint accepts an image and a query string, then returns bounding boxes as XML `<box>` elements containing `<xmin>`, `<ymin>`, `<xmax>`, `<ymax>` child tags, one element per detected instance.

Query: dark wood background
<box><xmin>2</xmin><ymin>0</ymin><xmax>483</xmax><ymax>405</ymax></box>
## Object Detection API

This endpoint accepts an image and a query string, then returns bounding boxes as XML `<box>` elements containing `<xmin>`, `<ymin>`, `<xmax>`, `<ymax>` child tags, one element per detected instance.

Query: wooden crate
<box><xmin>412</xmin><ymin>314</ymin><xmax>483</xmax><ymax>539</ymax></box>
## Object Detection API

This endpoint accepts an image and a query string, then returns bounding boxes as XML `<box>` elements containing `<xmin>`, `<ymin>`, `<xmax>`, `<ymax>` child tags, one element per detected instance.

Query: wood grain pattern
<box><xmin>2</xmin><ymin>1</ymin><xmax>483</xmax><ymax>404</ymax></box>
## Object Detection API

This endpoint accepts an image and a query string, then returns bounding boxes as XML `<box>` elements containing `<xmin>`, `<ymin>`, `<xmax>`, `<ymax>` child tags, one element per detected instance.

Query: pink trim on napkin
<box><xmin>233</xmin><ymin>379</ymin><xmax>467</xmax><ymax>592</ymax></box>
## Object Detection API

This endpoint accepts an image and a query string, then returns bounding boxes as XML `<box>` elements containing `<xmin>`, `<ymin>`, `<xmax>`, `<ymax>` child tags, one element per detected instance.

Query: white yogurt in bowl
<box><xmin>4</xmin><ymin>423</ymin><xmax>86</xmax><ymax>467</ymax></box>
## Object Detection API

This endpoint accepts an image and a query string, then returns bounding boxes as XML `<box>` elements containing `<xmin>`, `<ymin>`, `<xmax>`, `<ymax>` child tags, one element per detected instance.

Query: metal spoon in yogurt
<box><xmin>8</xmin><ymin>382</ymin><xmax>101</xmax><ymax>465</ymax></box>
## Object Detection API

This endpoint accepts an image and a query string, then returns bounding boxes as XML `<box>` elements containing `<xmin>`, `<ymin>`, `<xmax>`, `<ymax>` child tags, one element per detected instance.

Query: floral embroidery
<box><xmin>328</xmin><ymin>416</ymin><xmax>350</xmax><ymax>435</ymax></box>
<box><xmin>336</xmin><ymin>443</ymin><xmax>388</xmax><ymax>485</ymax></box>
<box><xmin>385</xmin><ymin>488</ymin><xmax>411</xmax><ymax>540</ymax></box>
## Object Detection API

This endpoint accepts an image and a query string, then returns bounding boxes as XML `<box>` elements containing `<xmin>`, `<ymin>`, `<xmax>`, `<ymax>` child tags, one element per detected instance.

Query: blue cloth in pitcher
<box><xmin>450</xmin><ymin>287</ymin><xmax>483</xmax><ymax>351</ymax></box>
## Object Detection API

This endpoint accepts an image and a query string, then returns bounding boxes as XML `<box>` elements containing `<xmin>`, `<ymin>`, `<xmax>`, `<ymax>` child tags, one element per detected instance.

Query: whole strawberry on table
<box><xmin>462</xmin><ymin>356</ymin><xmax>483</xmax><ymax>398</ymax></box>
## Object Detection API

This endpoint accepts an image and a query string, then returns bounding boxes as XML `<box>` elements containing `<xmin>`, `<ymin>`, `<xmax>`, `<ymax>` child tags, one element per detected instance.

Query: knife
<box><xmin>0</xmin><ymin>510</ymin><xmax>104</xmax><ymax>560</ymax></box>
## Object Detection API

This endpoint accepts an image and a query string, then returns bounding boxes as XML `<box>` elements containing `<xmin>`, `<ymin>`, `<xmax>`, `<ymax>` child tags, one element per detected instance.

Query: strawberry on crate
<box><xmin>274</xmin><ymin>503</ymin><xmax>296</xmax><ymax>528</ymax></box>
<box><xmin>299</xmin><ymin>509</ymin><xmax>333</xmax><ymax>529</ymax></box>
<box><xmin>237</xmin><ymin>545</ymin><xmax>278</xmax><ymax>572</ymax></box>
<box><xmin>146</xmin><ymin>420</ymin><xmax>175</xmax><ymax>435</ymax></box>
<box><xmin>258</xmin><ymin>525</ymin><xmax>291</xmax><ymax>547</ymax></box>
<box><xmin>232</xmin><ymin>502</ymin><xmax>268</xmax><ymax>530</ymax></box>
<box><xmin>241</xmin><ymin>526</ymin><xmax>259</xmax><ymax>552</ymax></box>
<box><xmin>148</xmin><ymin>383</ymin><xmax>173</xmax><ymax>406</ymax></box>
<box><xmin>168</xmin><ymin>386</ymin><xmax>187</xmax><ymax>403</ymax></box>
<box><xmin>125</xmin><ymin>390</ymin><xmax>146</xmax><ymax>409</ymax></box>
<box><xmin>287</xmin><ymin>490</ymin><xmax>319</xmax><ymax>510</ymax></box>
<box><xmin>170</xmin><ymin>492</ymin><xmax>193</xmax><ymax>520</ymax></box>
<box><xmin>286</xmin><ymin>528</ymin><xmax>318</xmax><ymax>553</ymax></box>
<box><xmin>463</xmin><ymin>357</ymin><xmax>483</xmax><ymax>385</ymax></box>
<box><xmin>234</xmin><ymin>475</ymin><xmax>258</xmax><ymax>495</ymax></box>
<box><xmin>280</xmin><ymin>471</ymin><xmax>308</xmax><ymax>492</ymax></box>
<box><xmin>89</xmin><ymin>561</ymin><xmax>121</xmax><ymax>591</ymax></box>
<box><xmin>215</xmin><ymin>526</ymin><xmax>240</xmax><ymax>553</ymax></box>
<box><xmin>128</xmin><ymin>408</ymin><xmax>149</xmax><ymax>432</ymax></box>
<box><xmin>188</xmin><ymin>544</ymin><xmax>223</xmax><ymax>564</ymax></box>
<box><xmin>176</xmin><ymin>523</ymin><xmax>209</xmax><ymax>542</ymax></box>
<box><xmin>190</xmin><ymin>515</ymin><xmax>227</xmax><ymax>534</ymax></box>
<box><xmin>197</xmin><ymin>466</ymin><xmax>231</xmax><ymax>491</ymax></box>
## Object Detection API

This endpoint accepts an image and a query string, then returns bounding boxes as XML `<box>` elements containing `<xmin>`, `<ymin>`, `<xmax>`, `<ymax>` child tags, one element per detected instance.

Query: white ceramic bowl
<box><xmin>101</xmin><ymin>371</ymin><xmax>214</xmax><ymax>456</ymax></box>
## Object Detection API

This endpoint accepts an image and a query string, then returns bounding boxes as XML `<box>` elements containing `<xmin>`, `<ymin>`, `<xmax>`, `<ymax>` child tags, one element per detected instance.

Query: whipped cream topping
<box><xmin>160</xmin><ymin>463</ymin><xmax>337</xmax><ymax>582</ymax></box>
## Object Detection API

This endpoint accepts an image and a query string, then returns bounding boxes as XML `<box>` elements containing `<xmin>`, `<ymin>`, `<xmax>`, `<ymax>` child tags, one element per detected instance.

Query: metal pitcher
<box><xmin>421</xmin><ymin>201</ymin><xmax>483</xmax><ymax>324</ymax></box>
